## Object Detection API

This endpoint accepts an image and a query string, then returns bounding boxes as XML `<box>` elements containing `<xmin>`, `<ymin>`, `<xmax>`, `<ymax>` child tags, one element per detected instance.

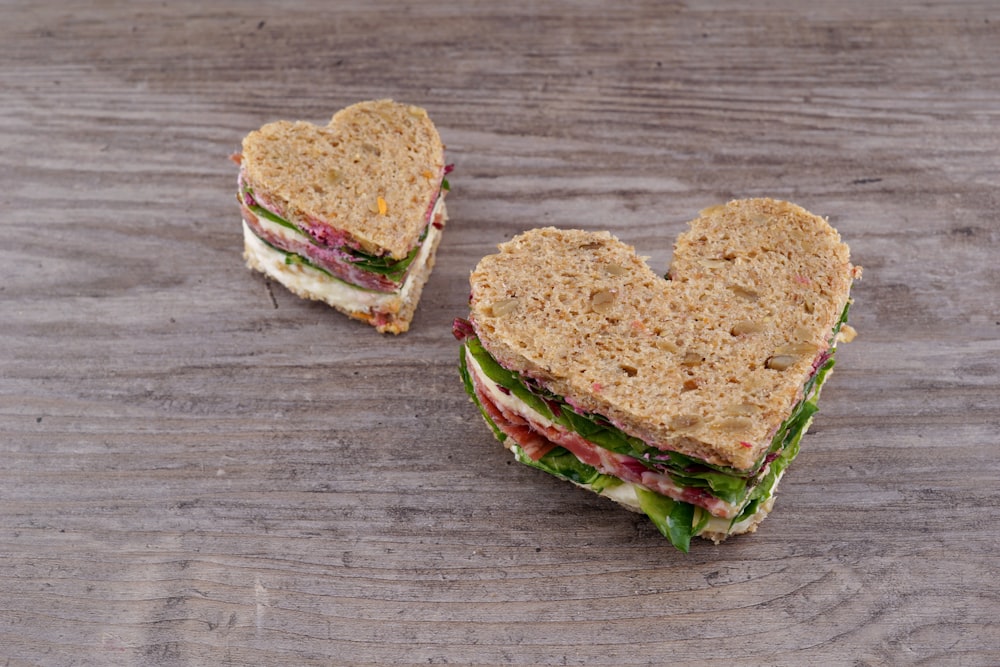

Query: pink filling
<box><xmin>241</xmin><ymin>200</ymin><xmax>405</xmax><ymax>292</ymax></box>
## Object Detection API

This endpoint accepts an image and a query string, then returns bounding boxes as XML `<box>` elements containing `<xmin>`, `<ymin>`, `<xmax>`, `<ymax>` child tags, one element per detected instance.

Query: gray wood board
<box><xmin>2</xmin><ymin>2</ymin><xmax>998</xmax><ymax>665</ymax></box>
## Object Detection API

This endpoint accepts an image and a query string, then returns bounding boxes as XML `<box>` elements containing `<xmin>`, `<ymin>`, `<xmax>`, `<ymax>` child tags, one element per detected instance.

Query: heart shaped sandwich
<box><xmin>236</xmin><ymin>99</ymin><xmax>451</xmax><ymax>333</ymax></box>
<box><xmin>455</xmin><ymin>198</ymin><xmax>861</xmax><ymax>550</ymax></box>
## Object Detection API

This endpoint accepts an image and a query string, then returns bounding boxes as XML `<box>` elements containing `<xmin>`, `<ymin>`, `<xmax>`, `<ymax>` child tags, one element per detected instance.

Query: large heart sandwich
<box><xmin>454</xmin><ymin>199</ymin><xmax>861</xmax><ymax>550</ymax></box>
<box><xmin>235</xmin><ymin>99</ymin><xmax>450</xmax><ymax>333</ymax></box>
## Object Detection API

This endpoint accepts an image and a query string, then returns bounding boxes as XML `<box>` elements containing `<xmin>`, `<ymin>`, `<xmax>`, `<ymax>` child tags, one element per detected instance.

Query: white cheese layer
<box><xmin>242</xmin><ymin>197</ymin><xmax>445</xmax><ymax>313</ymax></box>
<box><xmin>250</xmin><ymin>206</ymin><xmax>309</xmax><ymax>246</ymax></box>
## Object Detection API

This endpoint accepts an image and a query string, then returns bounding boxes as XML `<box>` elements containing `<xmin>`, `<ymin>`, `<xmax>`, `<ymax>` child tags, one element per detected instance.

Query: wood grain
<box><xmin>2</xmin><ymin>1</ymin><xmax>999</xmax><ymax>665</ymax></box>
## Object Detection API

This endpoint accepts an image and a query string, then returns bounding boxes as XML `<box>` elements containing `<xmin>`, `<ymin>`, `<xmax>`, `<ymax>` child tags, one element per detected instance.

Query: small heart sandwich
<box><xmin>235</xmin><ymin>99</ymin><xmax>451</xmax><ymax>333</ymax></box>
<box><xmin>454</xmin><ymin>199</ymin><xmax>861</xmax><ymax>550</ymax></box>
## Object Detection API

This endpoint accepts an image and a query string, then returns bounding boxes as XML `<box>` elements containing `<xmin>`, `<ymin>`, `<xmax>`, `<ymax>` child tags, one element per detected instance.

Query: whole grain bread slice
<box><xmin>468</xmin><ymin>198</ymin><xmax>859</xmax><ymax>471</ymax></box>
<box><xmin>240</xmin><ymin>99</ymin><xmax>445</xmax><ymax>259</ymax></box>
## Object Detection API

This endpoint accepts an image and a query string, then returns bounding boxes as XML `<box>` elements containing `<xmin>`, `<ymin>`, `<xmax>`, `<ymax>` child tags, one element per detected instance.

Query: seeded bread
<box><xmin>240</xmin><ymin>99</ymin><xmax>445</xmax><ymax>259</ymax></box>
<box><xmin>469</xmin><ymin>198</ymin><xmax>859</xmax><ymax>471</ymax></box>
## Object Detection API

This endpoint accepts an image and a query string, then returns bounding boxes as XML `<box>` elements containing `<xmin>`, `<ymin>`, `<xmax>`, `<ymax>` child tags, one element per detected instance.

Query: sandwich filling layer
<box><xmin>238</xmin><ymin>168</ymin><xmax>449</xmax><ymax>293</ymax></box>
<box><xmin>242</xmin><ymin>211</ymin><xmax>443</xmax><ymax>313</ymax></box>
<box><xmin>455</xmin><ymin>300</ymin><xmax>850</xmax><ymax>551</ymax></box>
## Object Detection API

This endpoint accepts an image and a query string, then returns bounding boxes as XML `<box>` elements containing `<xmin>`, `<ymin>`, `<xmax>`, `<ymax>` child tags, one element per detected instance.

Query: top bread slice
<box><xmin>468</xmin><ymin>198</ymin><xmax>858</xmax><ymax>472</ymax></box>
<box><xmin>240</xmin><ymin>99</ymin><xmax>445</xmax><ymax>259</ymax></box>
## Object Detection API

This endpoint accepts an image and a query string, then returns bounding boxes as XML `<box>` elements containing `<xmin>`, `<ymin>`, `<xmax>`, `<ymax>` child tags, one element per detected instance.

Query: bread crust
<box><xmin>241</xmin><ymin>99</ymin><xmax>445</xmax><ymax>259</ymax></box>
<box><xmin>469</xmin><ymin>198</ymin><xmax>856</xmax><ymax>471</ymax></box>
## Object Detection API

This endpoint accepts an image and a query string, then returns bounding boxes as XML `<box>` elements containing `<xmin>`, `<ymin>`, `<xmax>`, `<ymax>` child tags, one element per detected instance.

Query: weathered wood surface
<box><xmin>2</xmin><ymin>1</ymin><xmax>999</xmax><ymax>665</ymax></box>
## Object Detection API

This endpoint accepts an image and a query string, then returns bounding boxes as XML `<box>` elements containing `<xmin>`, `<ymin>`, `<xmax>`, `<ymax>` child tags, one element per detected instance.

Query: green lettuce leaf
<box><xmin>635</xmin><ymin>487</ymin><xmax>709</xmax><ymax>553</ymax></box>
<box><xmin>730</xmin><ymin>357</ymin><xmax>830</xmax><ymax>525</ymax></box>
<box><xmin>464</xmin><ymin>337</ymin><xmax>556</xmax><ymax>421</ymax></box>
<box><xmin>247</xmin><ymin>201</ymin><xmax>304</xmax><ymax>234</ymax></box>
<box><xmin>516</xmin><ymin>446</ymin><xmax>623</xmax><ymax>493</ymax></box>
<box><xmin>459</xmin><ymin>341</ymin><xmax>508</xmax><ymax>443</ymax></box>
<box><xmin>342</xmin><ymin>228</ymin><xmax>426</xmax><ymax>281</ymax></box>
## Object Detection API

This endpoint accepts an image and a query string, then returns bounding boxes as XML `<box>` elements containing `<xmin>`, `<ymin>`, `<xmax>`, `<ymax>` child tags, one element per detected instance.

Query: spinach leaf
<box><xmin>247</xmin><ymin>202</ymin><xmax>304</xmax><ymax>235</ymax></box>
<box><xmin>343</xmin><ymin>239</ymin><xmax>422</xmax><ymax>281</ymax></box>
<box><xmin>464</xmin><ymin>338</ymin><xmax>555</xmax><ymax>421</ymax></box>
<box><xmin>459</xmin><ymin>343</ymin><xmax>508</xmax><ymax>443</ymax></box>
<box><xmin>667</xmin><ymin>468</ymin><xmax>748</xmax><ymax>505</ymax></box>
<box><xmin>634</xmin><ymin>486</ymin><xmax>707</xmax><ymax>553</ymax></box>
<box><xmin>515</xmin><ymin>446</ymin><xmax>621</xmax><ymax>491</ymax></box>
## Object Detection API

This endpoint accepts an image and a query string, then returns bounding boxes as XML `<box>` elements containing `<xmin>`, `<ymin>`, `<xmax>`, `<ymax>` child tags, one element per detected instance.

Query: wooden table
<box><xmin>3</xmin><ymin>2</ymin><xmax>998</xmax><ymax>665</ymax></box>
